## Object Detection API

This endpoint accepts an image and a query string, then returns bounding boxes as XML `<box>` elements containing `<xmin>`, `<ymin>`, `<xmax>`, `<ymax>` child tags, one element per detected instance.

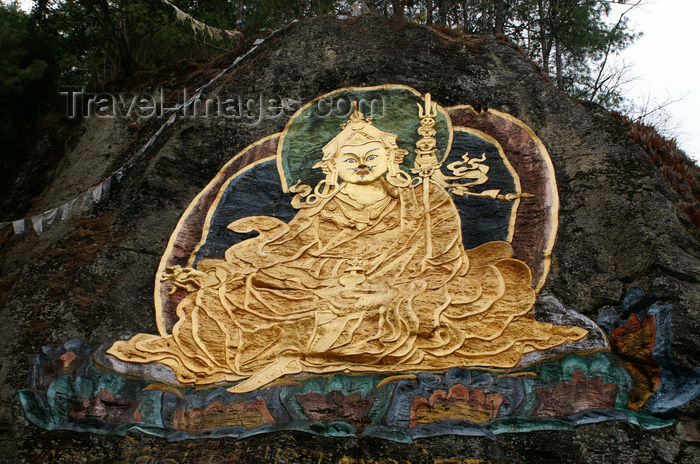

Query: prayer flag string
<box><xmin>0</xmin><ymin>22</ymin><xmax>291</xmax><ymax>237</ymax></box>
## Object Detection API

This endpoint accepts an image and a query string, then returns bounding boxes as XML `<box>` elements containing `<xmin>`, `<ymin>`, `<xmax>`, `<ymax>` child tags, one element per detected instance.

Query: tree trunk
<box><xmin>494</xmin><ymin>0</ymin><xmax>504</xmax><ymax>35</ymax></box>
<box><xmin>538</xmin><ymin>0</ymin><xmax>551</xmax><ymax>75</ymax></box>
<box><xmin>555</xmin><ymin>35</ymin><xmax>563</xmax><ymax>89</ymax></box>
<box><xmin>553</xmin><ymin>0</ymin><xmax>563</xmax><ymax>88</ymax></box>
<box><xmin>426</xmin><ymin>0</ymin><xmax>433</xmax><ymax>25</ymax></box>
<box><xmin>91</xmin><ymin>0</ymin><xmax>134</xmax><ymax>78</ymax></box>
<box><xmin>118</xmin><ymin>18</ymin><xmax>134</xmax><ymax>77</ymax></box>
<box><xmin>392</xmin><ymin>1</ymin><xmax>405</xmax><ymax>19</ymax></box>
<box><xmin>438</xmin><ymin>0</ymin><xmax>447</xmax><ymax>26</ymax></box>
<box><xmin>480</xmin><ymin>0</ymin><xmax>492</xmax><ymax>34</ymax></box>
<box><xmin>462</xmin><ymin>0</ymin><xmax>468</xmax><ymax>30</ymax></box>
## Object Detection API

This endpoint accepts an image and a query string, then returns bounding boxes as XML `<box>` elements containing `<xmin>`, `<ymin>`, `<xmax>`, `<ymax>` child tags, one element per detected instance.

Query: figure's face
<box><xmin>335</xmin><ymin>141</ymin><xmax>389</xmax><ymax>184</ymax></box>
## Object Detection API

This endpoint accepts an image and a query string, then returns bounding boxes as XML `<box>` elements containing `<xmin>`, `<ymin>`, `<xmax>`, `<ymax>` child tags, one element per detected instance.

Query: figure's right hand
<box><xmin>161</xmin><ymin>265</ymin><xmax>207</xmax><ymax>294</ymax></box>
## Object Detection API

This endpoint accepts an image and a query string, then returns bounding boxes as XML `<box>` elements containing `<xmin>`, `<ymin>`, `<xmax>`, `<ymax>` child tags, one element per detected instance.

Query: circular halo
<box><xmin>277</xmin><ymin>84</ymin><xmax>453</xmax><ymax>193</ymax></box>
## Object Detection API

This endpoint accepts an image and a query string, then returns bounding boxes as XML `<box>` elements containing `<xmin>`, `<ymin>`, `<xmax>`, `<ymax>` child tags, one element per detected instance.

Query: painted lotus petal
<box><xmin>173</xmin><ymin>399</ymin><xmax>275</xmax><ymax>432</ymax></box>
<box><xmin>534</xmin><ymin>371</ymin><xmax>619</xmax><ymax>418</ymax></box>
<box><xmin>410</xmin><ymin>385</ymin><xmax>503</xmax><ymax>426</ymax></box>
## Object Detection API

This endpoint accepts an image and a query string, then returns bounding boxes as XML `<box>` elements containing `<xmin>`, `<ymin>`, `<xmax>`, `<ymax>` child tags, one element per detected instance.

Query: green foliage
<box><xmin>2</xmin><ymin>0</ymin><xmax>641</xmax><ymax>99</ymax></box>
<box><xmin>22</xmin><ymin>0</ymin><xmax>348</xmax><ymax>87</ymax></box>
<box><xmin>32</xmin><ymin>0</ymin><xmax>229</xmax><ymax>86</ymax></box>
<box><xmin>357</xmin><ymin>0</ymin><xmax>640</xmax><ymax>108</ymax></box>
<box><xmin>0</xmin><ymin>10</ymin><xmax>48</xmax><ymax>97</ymax></box>
<box><xmin>0</xmin><ymin>0</ymin><xmax>639</xmax><ymax>159</ymax></box>
<box><xmin>0</xmin><ymin>3</ymin><xmax>52</xmax><ymax>105</ymax></box>
<box><xmin>507</xmin><ymin>1</ymin><xmax>639</xmax><ymax>106</ymax></box>
<box><xmin>30</xmin><ymin>0</ymin><xmax>364</xmax><ymax>87</ymax></box>
<box><xmin>0</xmin><ymin>2</ymin><xmax>57</xmax><ymax>189</ymax></box>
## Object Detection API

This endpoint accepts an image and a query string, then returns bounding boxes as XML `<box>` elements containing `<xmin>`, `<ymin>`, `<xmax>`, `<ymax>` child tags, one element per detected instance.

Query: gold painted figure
<box><xmin>107</xmin><ymin>101</ymin><xmax>587</xmax><ymax>393</ymax></box>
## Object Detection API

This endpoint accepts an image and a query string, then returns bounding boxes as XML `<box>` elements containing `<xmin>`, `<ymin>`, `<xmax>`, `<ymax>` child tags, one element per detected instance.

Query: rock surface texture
<box><xmin>1</xmin><ymin>16</ymin><xmax>699</xmax><ymax>463</ymax></box>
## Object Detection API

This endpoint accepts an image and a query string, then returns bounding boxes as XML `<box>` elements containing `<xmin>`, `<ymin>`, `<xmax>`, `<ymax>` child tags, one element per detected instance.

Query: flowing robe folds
<box><xmin>107</xmin><ymin>181</ymin><xmax>587</xmax><ymax>390</ymax></box>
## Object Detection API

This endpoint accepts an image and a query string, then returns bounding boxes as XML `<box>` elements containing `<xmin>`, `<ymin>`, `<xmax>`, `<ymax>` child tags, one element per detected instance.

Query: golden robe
<box><xmin>108</xmin><ymin>181</ymin><xmax>587</xmax><ymax>391</ymax></box>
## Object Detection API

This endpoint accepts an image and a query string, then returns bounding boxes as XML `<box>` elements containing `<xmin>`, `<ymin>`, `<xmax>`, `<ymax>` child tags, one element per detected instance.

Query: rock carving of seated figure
<box><xmin>106</xmin><ymin>99</ymin><xmax>588</xmax><ymax>393</ymax></box>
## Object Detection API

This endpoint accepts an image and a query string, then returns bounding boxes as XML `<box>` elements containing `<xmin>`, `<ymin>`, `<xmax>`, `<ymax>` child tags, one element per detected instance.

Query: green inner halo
<box><xmin>277</xmin><ymin>85</ymin><xmax>453</xmax><ymax>192</ymax></box>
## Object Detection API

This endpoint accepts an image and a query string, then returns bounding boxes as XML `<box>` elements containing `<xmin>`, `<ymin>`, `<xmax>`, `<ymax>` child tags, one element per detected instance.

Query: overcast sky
<box><xmin>611</xmin><ymin>0</ymin><xmax>700</xmax><ymax>164</ymax></box>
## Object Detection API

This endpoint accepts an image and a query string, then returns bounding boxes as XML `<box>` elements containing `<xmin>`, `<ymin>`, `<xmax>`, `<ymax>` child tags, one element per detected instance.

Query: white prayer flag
<box><xmin>102</xmin><ymin>176</ymin><xmax>112</xmax><ymax>196</ymax></box>
<box><xmin>12</xmin><ymin>219</ymin><xmax>25</xmax><ymax>234</ymax></box>
<box><xmin>92</xmin><ymin>184</ymin><xmax>103</xmax><ymax>203</ymax></box>
<box><xmin>61</xmin><ymin>198</ymin><xmax>77</xmax><ymax>220</ymax></box>
<box><xmin>174</xmin><ymin>5</ymin><xmax>187</xmax><ymax>22</ymax></box>
<box><xmin>0</xmin><ymin>16</ymin><xmax>269</xmax><ymax>241</ymax></box>
<box><xmin>43</xmin><ymin>208</ymin><xmax>58</xmax><ymax>225</ymax></box>
<box><xmin>82</xmin><ymin>191</ymin><xmax>92</xmax><ymax>208</ymax></box>
<box><xmin>31</xmin><ymin>215</ymin><xmax>43</xmax><ymax>235</ymax></box>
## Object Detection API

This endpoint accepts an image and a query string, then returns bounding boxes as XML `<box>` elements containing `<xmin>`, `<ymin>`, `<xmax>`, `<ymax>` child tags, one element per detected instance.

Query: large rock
<box><xmin>1</xmin><ymin>15</ymin><xmax>698</xmax><ymax>462</ymax></box>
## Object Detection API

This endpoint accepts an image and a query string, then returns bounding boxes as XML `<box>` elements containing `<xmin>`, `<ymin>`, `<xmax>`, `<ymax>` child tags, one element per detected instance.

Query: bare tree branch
<box><xmin>588</xmin><ymin>0</ymin><xmax>643</xmax><ymax>102</ymax></box>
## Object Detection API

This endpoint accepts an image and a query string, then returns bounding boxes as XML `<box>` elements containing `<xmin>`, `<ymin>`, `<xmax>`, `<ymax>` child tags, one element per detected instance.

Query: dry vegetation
<box><xmin>613</xmin><ymin>111</ymin><xmax>700</xmax><ymax>228</ymax></box>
